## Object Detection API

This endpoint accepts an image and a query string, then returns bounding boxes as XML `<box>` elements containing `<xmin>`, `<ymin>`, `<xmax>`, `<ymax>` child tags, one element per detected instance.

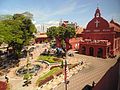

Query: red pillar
<box><xmin>56</xmin><ymin>37</ymin><xmax>61</xmax><ymax>48</ymax></box>
<box><xmin>94</xmin><ymin>47</ymin><xmax>98</xmax><ymax>57</ymax></box>
<box><xmin>79</xmin><ymin>43</ymin><xmax>82</xmax><ymax>54</ymax></box>
<box><xmin>65</xmin><ymin>38</ymin><xmax>70</xmax><ymax>50</ymax></box>
<box><xmin>103</xmin><ymin>47</ymin><xmax>107</xmax><ymax>59</ymax></box>
<box><xmin>86</xmin><ymin>47</ymin><xmax>89</xmax><ymax>55</ymax></box>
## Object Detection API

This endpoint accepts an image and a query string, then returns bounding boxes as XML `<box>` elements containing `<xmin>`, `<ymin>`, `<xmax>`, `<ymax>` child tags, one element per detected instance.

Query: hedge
<box><xmin>36</xmin><ymin>67</ymin><xmax>61</xmax><ymax>86</ymax></box>
<box><xmin>38</xmin><ymin>75</ymin><xmax>54</xmax><ymax>87</ymax></box>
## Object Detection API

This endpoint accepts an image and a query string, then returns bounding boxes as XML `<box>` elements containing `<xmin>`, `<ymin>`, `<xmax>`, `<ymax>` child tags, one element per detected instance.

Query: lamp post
<box><xmin>64</xmin><ymin>51</ymin><xmax>69</xmax><ymax>90</ymax></box>
<box><xmin>64</xmin><ymin>59</ymin><xmax>67</xmax><ymax>90</ymax></box>
<box><xmin>23</xmin><ymin>46</ymin><xmax>32</xmax><ymax>87</ymax></box>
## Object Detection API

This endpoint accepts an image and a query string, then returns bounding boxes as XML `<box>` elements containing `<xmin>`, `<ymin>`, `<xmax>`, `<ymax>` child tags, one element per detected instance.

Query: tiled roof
<box><xmin>109</xmin><ymin>20</ymin><xmax>120</xmax><ymax>32</ymax></box>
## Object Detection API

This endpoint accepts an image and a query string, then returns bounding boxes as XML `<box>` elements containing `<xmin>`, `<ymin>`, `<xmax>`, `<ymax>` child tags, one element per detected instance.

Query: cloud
<box><xmin>105</xmin><ymin>12</ymin><xmax>120</xmax><ymax>23</ymax></box>
<box><xmin>49</xmin><ymin>0</ymin><xmax>77</xmax><ymax>16</ymax></box>
<box><xmin>46</xmin><ymin>20</ymin><xmax>59</xmax><ymax>25</ymax></box>
<box><xmin>28</xmin><ymin>0</ymin><xmax>78</xmax><ymax>24</ymax></box>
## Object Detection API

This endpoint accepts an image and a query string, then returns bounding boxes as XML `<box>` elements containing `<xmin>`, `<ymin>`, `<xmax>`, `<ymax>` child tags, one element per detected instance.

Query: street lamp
<box><xmin>64</xmin><ymin>52</ymin><xmax>69</xmax><ymax>90</ymax></box>
<box><xmin>22</xmin><ymin>46</ymin><xmax>32</xmax><ymax>87</ymax></box>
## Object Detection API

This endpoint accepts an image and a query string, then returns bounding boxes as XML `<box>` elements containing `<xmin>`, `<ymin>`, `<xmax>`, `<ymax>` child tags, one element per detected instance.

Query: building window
<box><xmin>94</xmin><ymin>29</ymin><xmax>100</xmax><ymax>32</ymax></box>
<box><xmin>103</xmin><ymin>29</ymin><xmax>110</xmax><ymax>31</ymax></box>
<box><xmin>85</xmin><ymin>30</ymin><xmax>90</xmax><ymax>32</ymax></box>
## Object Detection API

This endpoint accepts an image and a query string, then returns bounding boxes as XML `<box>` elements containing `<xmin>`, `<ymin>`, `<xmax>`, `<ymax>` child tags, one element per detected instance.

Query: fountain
<box><xmin>16</xmin><ymin>64</ymin><xmax>40</xmax><ymax>76</ymax></box>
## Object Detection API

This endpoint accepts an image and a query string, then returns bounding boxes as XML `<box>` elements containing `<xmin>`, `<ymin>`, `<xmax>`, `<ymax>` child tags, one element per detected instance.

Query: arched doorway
<box><xmin>107</xmin><ymin>47</ymin><xmax>110</xmax><ymax>56</ymax></box>
<box><xmin>81</xmin><ymin>46</ymin><xmax>86</xmax><ymax>55</ymax></box>
<box><xmin>89</xmin><ymin>47</ymin><xmax>94</xmax><ymax>56</ymax></box>
<box><xmin>97</xmin><ymin>48</ymin><xmax>103</xmax><ymax>58</ymax></box>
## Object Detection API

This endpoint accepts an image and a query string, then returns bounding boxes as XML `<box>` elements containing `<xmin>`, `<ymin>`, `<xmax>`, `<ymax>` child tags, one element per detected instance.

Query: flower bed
<box><xmin>38</xmin><ymin>75</ymin><xmax>54</xmax><ymax>87</ymax></box>
<box><xmin>36</xmin><ymin>67</ymin><xmax>62</xmax><ymax>86</ymax></box>
<box><xmin>54</xmin><ymin>69</ymin><xmax>63</xmax><ymax>76</ymax></box>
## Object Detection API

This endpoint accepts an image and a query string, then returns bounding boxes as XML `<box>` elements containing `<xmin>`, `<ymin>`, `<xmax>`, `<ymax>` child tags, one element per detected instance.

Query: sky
<box><xmin>0</xmin><ymin>0</ymin><xmax>120</xmax><ymax>27</ymax></box>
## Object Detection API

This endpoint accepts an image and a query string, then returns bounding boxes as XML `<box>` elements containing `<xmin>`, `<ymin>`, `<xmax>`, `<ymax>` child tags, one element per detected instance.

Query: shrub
<box><xmin>36</xmin><ymin>67</ymin><xmax>61</xmax><ymax>86</ymax></box>
<box><xmin>38</xmin><ymin>75</ymin><xmax>54</xmax><ymax>87</ymax></box>
<box><xmin>55</xmin><ymin>70</ymin><xmax>63</xmax><ymax>76</ymax></box>
<box><xmin>53</xmin><ymin>58</ymin><xmax>62</xmax><ymax>62</ymax></box>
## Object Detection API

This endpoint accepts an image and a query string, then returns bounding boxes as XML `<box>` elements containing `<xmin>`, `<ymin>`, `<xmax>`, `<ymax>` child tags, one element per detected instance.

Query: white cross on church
<box><xmin>95</xmin><ymin>20</ymin><xmax>99</xmax><ymax>28</ymax></box>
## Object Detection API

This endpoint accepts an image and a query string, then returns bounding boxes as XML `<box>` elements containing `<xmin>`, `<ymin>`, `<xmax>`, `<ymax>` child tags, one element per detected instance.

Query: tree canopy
<box><xmin>46</xmin><ymin>26</ymin><xmax>76</xmax><ymax>50</ymax></box>
<box><xmin>0</xmin><ymin>14</ymin><xmax>37</xmax><ymax>58</ymax></box>
<box><xmin>46</xmin><ymin>26</ymin><xmax>76</xmax><ymax>40</ymax></box>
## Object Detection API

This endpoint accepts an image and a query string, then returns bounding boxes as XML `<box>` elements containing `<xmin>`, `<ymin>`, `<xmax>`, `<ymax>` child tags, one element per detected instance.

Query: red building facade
<box><xmin>79</xmin><ymin>8</ymin><xmax>120</xmax><ymax>58</ymax></box>
<box><xmin>35</xmin><ymin>8</ymin><xmax>120</xmax><ymax>59</ymax></box>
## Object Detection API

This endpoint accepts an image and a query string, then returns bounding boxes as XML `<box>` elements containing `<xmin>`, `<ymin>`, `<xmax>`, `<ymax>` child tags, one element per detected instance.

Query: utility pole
<box><xmin>64</xmin><ymin>59</ymin><xmax>67</xmax><ymax>90</ymax></box>
<box><xmin>64</xmin><ymin>58</ymin><xmax>69</xmax><ymax>90</ymax></box>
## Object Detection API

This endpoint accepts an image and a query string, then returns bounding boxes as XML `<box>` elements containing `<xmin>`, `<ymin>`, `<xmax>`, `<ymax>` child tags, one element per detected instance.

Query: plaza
<box><xmin>0</xmin><ymin>1</ymin><xmax>120</xmax><ymax>90</ymax></box>
<box><xmin>0</xmin><ymin>43</ymin><xmax>118</xmax><ymax>90</ymax></box>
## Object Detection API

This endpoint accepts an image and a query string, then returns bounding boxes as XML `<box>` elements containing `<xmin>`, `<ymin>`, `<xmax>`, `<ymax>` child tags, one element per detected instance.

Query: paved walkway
<box><xmin>0</xmin><ymin>47</ymin><xmax>118</xmax><ymax>90</ymax></box>
<box><xmin>54</xmin><ymin>53</ymin><xmax>117</xmax><ymax>90</ymax></box>
<box><xmin>0</xmin><ymin>43</ymin><xmax>50</xmax><ymax>90</ymax></box>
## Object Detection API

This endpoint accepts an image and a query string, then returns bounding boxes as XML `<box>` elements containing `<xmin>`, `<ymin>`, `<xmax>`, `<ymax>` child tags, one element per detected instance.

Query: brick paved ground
<box><xmin>0</xmin><ymin>46</ymin><xmax>118</xmax><ymax>90</ymax></box>
<box><xmin>54</xmin><ymin>53</ymin><xmax>117</xmax><ymax>90</ymax></box>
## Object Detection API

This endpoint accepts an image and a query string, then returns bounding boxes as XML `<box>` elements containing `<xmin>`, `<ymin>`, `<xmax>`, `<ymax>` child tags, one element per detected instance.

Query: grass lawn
<box><xmin>36</xmin><ymin>67</ymin><xmax>62</xmax><ymax>85</ymax></box>
<box><xmin>37</xmin><ymin>55</ymin><xmax>62</xmax><ymax>63</ymax></box>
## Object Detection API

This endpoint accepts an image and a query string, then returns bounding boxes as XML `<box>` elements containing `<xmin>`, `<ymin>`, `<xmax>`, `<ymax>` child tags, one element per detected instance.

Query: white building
<box><xmin>35</xmin><ymin>21</ymin><xmax>59</xmax><ymax>33</ymax></box>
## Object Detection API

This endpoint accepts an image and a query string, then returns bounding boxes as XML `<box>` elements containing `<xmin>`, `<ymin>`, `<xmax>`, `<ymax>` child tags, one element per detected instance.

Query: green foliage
<box><xmin>47</xmin><ymin>26</ymin><xmax>76</xmax><ymax>49</ymax></box>
<box><xmin>37</xmin><ymin>55</ymin><xmax>61</xmax><ymax>63</ymax></box>
<box><xmin>23</xmin><ymin>73</ymin><xmax>33</xmax><ymax>81</ymax></box>
<box><xmin>47</xmin><ymin>26</ymin><xmax>76</xmax><ymax>39</ymax></box>
<box><xmin>46</xmin><ymin>26</ymin><xmax>57</xmax><ymax>39</ymax></box>
<box><xmin>36</xmin><ymin>67</ymin><xmax>61</xmax><ymax>85</ymax></box>
<box><xmin>0</xmin><ymin>13</ymin><xmax>37</xmax><ymax>58</ymax></box>
<box><xmin>39</xmin><ymin>67</ymin><xmax>60</xmax><ymax>80</ymax></box>
<box><xmin>61</xmin><ymin>60</ymin><xmax>64</xmax><ymax>68</ymax></box>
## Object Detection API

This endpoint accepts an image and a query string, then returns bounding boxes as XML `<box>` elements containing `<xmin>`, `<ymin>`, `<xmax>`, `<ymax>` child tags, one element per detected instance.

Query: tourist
<box><xmin>81</xmin><ymin>61</ymin><xmax>83</xmax><ymax>65</ymax></box>
<box><xmin>92</xmin><ymin>81</ymin><xmax>96</xmax><ymax>88</ymax></box>
<box><xmin>5</xmin><ymin>75</ymin><xmax>9</xmax><ymax>83</ymax></box>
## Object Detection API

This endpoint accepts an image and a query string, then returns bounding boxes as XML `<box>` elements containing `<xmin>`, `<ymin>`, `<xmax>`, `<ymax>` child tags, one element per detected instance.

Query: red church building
<box><xmin>78</xmin><ymin>7</ymin><xmax>120</xmax><ymax>58</ymax></box>
<box><xmin>35</xmin><ymin>7</ymin><xmax>120</xmax><ymax>59</ymax></box>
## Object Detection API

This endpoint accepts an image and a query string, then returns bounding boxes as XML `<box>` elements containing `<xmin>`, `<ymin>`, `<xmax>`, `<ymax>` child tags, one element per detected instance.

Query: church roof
<box><xmin>109</xmin><ymin>20</ymin><xmax>120</xmax><ymax>32</ymax></box>
<box><xmin>86</xmin><ymin>8</ymin><xmax>109</xmax><ymax>30</ymax></box>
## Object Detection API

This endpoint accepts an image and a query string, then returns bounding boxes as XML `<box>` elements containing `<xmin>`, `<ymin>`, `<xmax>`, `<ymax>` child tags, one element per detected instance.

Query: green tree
<box><xmin>47</xmin><ymin>26</ymin><xmax>75</xmax><ymax>40</ymax></box>
<box><xmin>61</xmin><ymin>60</ymin><xmax>64</xmax><ymax>68</ymax></box>
<box><xmin>47</xmin><ymin>26</ymin><xmax>76</xmax><ymax>49</ymax></box>
<box><xmin>0</xmin><ymin>14</ymin><xmax>37</xmax><ymax>59</ymax></box>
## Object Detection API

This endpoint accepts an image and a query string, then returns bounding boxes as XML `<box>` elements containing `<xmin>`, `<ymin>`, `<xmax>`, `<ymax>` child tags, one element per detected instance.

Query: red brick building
<box><xmin>35</xmin><ymin>33</ymin><xmax>50</xmax><ymax>43</ymax></box>
<box><xmin>78</xmin><ymin>7</ymin><xmax>120</xmax><ymax>58</ymax></box>
<box><xmin>35</xmin><ymin>8</ymin><xmax>120</xmax><ymax>59</ymax></box>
